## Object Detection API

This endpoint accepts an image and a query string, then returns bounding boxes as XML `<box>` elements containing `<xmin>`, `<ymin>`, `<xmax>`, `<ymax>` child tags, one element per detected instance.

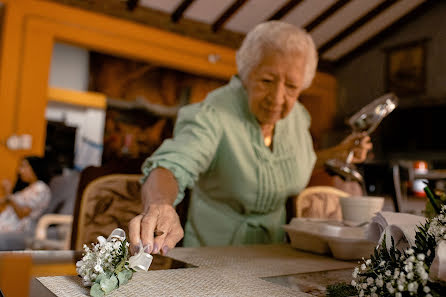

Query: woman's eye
<box><xmin>261</xmin><ymin>78</ymin><xmax>273</xmax><ymax>83</ymax></box>
<box><xmin>286</xmin><ymin>83</ymin><xmax>298</xmax><ymax>90</ymax></box>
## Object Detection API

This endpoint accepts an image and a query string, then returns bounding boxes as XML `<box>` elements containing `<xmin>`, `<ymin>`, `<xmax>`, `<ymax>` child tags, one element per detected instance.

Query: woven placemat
<box><xmin>38</xmin><ymin>244</ymin><xmax>355</xmax><ymax>296</ymax></box>
<box><xmin>38</xmin><ymin>268</ymin><xmax>311</xmax><ymax>297</ymax></box>
<box><xmin>168</xmin><ymin>244</ymin><xmax>355</xmax><ymax>277</ymax></box>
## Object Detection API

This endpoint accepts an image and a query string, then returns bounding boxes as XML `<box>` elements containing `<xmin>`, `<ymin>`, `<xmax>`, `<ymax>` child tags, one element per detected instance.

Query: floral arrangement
<box><xmin>76</xmin><ymin>229</ymin><xmax>152</xmax><ymax>297</ymax></box>
<box><xmin>327</xmin><ymin>187</ymin><xmax>446</xmax><ymax>297</ymax></box>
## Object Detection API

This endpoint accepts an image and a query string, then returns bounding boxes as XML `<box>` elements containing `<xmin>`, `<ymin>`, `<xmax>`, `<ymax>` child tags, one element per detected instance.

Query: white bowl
<box><xmin>340</xmin><ymin>196</ymin><xmax>384</xmax><ymax>225</ymax></box>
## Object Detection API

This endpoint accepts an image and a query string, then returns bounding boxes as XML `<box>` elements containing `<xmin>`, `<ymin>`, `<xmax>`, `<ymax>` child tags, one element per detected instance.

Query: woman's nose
<box><xmin>269</xmin><ymin>82</ymin><xmax>286</xmax><ymax>105</ymax></box>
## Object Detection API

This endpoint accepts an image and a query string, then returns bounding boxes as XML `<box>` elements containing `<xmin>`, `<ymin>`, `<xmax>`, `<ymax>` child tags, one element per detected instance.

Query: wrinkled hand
<box><xmin>339</xmin><ymin>132</ymin><xmax>373</xmax><ymax>163</ymax></box>
<box><xmin>129</xmin><ymin>204</ymin><xmax>184</xmax><ymax>256</ymax></box>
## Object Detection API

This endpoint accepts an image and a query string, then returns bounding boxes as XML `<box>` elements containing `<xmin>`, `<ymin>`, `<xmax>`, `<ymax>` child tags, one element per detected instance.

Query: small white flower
<box><xmin>379</xmin><ymin>260</ymin><xmax>385</xmax><ymax>267</ymax></box>
<box><xmin>385</xmin><ymin>270</ymin><xmax>391</xmax><ymax>276</ymax></box>
<box><xmin>423</xmin><ymin>286</ymin><xmax>430</xmax><ymax>293</ymax></box>
<box><xmin>361</xmin><ymin>264</ymin><xmax>366</xmax><ymax>271</ymax></box>
<box><xmin>375</xmin><ymin>278</ymin><xmax>383</xmax><ymax>287</ymax></box>
<box><xmin>417</xmin><ymin>253</ymin><xmax>425</xmax><ymax>261</ymax></box>
<box><xmin>396</xmin><ymin>293</ymin><xmax>402</xmax><ymax>297</ymax></box>
<box><xmin>366</xmin><ymin>259</ymin><xmax>371</xmax><ymax>265</ymax></box>
<box><xmin>352</xmin><ymin>267</ymin><xmax>359</xmax><ymax>278</ymax></box>
<box><xmin>97</xmin><ymin>236</ymin><xmax>106</xmax><ymax>245</ymax></box>
<box><xmin>351</xmin><ymin>280</ymin><xmax>356</xmax><ymax>286</ymax></box>
<box><xmin>367</xmin><ymin>277</ymin><xmax>374</xmax><ymax>285</ymax></box>
<box><xmin>398</xmin><ymin>284</ymin><xmax>404</xmax><ymax>291</ymax></box>
<box><xmin>407</xmin><ymin>248</ymin><xmax>414</xmax><ymax>255</ymax></box>
<box><xmin>387</xmin><ymin>283</ymin><xmax>395</xmax><ymax>293</ymax></box>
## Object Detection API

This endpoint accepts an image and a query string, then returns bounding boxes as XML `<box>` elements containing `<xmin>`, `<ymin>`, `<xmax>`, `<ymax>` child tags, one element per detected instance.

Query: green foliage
<box><xmin>413</xmin><ymin>221</ymin><xmax>436</xmax><ymax>266</ymax></box>
<box><xmin>100</xmin><ymin>275</ymin><xmax>118</xmax><ymax>294</ymax></box>
<box><xmin>88</xmin><ymin>239</ymin><xmax>134</xmax><ymax>296</ymax></box>
<box><xmin>90</xmin><ymin>283</ymin><xmax>105</xmax><ymax>297</ymax></box>
<box><xmin>425</xmin><ymin>190</ymin><xmax>446</xmax><ymax>219</ymax></box>
<box><xmin>117</xmin><ymin>269</ymin><xmax>133</xmax><ymax>286</ymax></box>
<box><xmin>326</xmin><ymin>282</ymin><xmax>356</xmax><ymax>297</ymax></box>
<box><xmin>424</xmin><ymin>186</ymin><xmax>443</xmax><ymax>216</ymax></box>
<box><xmin>95</xmin><ymin>273</ymin><xmax>109</xmax><ymax>284</ymax></box>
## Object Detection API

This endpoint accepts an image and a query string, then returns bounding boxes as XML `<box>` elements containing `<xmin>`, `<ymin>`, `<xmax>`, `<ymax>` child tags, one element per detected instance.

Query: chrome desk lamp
<box><xmin>325</xmin><ymin>93</ymin><xmax>399</xmax><ymax>184</ymax></box>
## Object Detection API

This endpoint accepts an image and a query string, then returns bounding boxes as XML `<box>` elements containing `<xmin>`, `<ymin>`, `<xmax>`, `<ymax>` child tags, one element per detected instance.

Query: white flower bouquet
<box><xmin>327</xmin><ymin>187</ymin><xmax>446</xmax><ymax>297</ymax></box>
<box><xmin>76</xmin><ymin>228</ymin><xmax>152</xmax><ymax>297</ymax></box>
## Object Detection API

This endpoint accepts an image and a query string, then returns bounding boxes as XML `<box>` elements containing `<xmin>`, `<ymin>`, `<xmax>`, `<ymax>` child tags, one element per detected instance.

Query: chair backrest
<box><xmin>74</xmin><ymin>174</ymin><xmax>143</xmax><ymax>250</ymax></box>
<box><xmin>296</xmin><ymin>186</ymin><xmax>350</xmax><ymax>221</ymax></box>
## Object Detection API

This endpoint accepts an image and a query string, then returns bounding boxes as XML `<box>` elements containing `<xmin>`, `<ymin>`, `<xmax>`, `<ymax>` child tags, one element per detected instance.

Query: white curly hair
<box><xmin>236</xmin><ymin>21</ymin><xmax>318</xmax><ymax>90</ymax></box>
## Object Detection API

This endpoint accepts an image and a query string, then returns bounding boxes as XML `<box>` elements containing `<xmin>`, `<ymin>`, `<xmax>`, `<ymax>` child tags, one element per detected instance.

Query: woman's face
<box><xmin>243</xmin><ymin>50</ymin><xmax>306</xmax><ymax>126</ymax></box>
<box><xmin>18</xmin><ymin>159</ymin><xmax>37</xmax><ymax>183</ymax></box>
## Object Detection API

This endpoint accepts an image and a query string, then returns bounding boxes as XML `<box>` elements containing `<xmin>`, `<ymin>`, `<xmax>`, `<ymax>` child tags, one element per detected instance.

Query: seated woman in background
<box><xmin>0</xmin><ymin>156</ymin><xmax>51</xmax><ymax>233</ymax></box>
<box><xmin>129</xmin><ymin>21</ymin><xmax>372</xmax><ymax>254</ymax></box>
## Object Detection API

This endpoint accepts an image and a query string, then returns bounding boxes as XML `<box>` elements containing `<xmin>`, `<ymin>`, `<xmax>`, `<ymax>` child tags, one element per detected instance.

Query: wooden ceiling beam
<box><xmin>171</xmin><ymin>0</ymin><xmax>196</xmax><ymax>23</ymax></box>
<box><xmin>334</xmin><ymin>0</ymin><xmax>434</xmax><ymax>67</ymax></box>
<box><xmin>318</xmin><ymin>0</ymin><xmax>398</xmax><ymax>55</ymax></box>
<box><xmin>45</xmin><ymin>0</ymin><xmax>245</xmax><ymax>49</ymax></box>
<box><xmin>212</xmin><ymin>0</ymin><xmax>248</xmax><ymax>32</ymax></box>
<box><xmin>268</xmin><ymin>0</ymin><xmax>304</xmax><ymax>21</ymax></box>
<box><xmin>304</xmin><ymin>0</ymin><xmax>351</xmax><ymax>32</ymax></box>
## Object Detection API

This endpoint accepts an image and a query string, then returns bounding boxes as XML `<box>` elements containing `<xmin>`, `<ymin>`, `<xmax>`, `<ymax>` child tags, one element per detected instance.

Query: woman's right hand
<box><xmin>129</xmin><ymin>203</ymin><xmax>184</xmax><ymax>256</ymax></box>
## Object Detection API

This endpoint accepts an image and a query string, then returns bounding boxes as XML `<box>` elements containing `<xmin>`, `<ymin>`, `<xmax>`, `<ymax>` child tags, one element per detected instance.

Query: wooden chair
<box><xmin>296</xmin><ymin>186</ymin><xmax>350</xmax><ymax>221</ymax></box>
<box><xmin>73</xmin><ymin>174</ymin><xmax>143</xmax><ymax>250</ymax></box>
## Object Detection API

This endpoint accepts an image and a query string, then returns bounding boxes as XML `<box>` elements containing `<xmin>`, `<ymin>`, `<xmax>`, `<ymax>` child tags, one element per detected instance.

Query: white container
<box><xmin>327</xmin><ymin>237</ymin><xmax>376</xmax><ymax>260</ymax></box>
<box><xmin>283</xmin><ymin>218</ymin><xmax>376</xmax><ymax>260</ymax></box>
<box><xmin>340</xmin><ymin>196</ymin><xmax>384</xmax><ymax>225</ymax></box>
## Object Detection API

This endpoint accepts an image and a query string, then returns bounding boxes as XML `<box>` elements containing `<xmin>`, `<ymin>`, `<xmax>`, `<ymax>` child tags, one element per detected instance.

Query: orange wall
<box><xmin>0</xmin><ymin>0</ymin><xmax>335</xmax><ymax>182</ymax></box>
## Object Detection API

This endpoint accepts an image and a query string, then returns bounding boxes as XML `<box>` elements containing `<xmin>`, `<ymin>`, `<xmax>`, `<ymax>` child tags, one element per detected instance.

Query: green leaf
<box><xmin>425</xmin><ymin>186</ymin><xmax>441</xmax><ymax>214</ymax></box>
<box><xmin>90</xmin><ymin>283</ymin><xmax>105</xmax><ymax>297</ymax></box>
<box><xmin>95</xmin><ymin>273</ymin><xmax>108</xmax><ymax>284</ymax></box>
<box><xmin>117</xmin><ymin>269</ymin><xmax>133</xmax><ymax>286</ymax></box>
<box><xmin>100</xmin><ymin>275</ymin><xmax>118</xmax><ymax>294</ymax></box>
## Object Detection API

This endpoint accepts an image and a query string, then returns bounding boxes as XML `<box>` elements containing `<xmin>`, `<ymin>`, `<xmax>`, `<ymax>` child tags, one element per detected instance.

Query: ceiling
<box><xmin>138</xmin><ymin>0</ymin><xmax>429</xmax><ymax>63</ymax></box>
<box><xmin>47</xmin><ymin>0</ymin><xmax>434</xmax><ymax>67</ymax></box>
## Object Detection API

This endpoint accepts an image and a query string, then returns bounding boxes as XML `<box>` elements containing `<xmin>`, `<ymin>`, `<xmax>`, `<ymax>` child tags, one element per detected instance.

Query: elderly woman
<box><xmin>129</xmin><ymin>21</ymin><xmax>371</xmax><ymax>255</ymax></box>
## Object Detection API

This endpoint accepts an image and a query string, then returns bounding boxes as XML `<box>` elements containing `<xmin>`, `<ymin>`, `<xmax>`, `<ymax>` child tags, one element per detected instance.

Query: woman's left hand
<box><xmin>339</xmin><ymin>132</ymin><xmax>373</xmax><ymax>163</ymax></box>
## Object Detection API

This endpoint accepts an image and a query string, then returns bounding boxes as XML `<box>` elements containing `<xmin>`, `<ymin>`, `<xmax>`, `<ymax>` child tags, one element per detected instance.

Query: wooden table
<box><xmin>1</xmin><ymin>245</ymin><xmax>356</xmax><ymax>297</ymax></box>
<box><xmin>0</xmin><ymin>250</ymin><xmax>194</xmax><ymax>297</ymax></box>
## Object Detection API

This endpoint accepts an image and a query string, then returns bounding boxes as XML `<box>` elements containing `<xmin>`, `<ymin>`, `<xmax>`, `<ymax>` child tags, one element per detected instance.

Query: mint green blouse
<box><xmin>142</xmin><ymin>76</ymin><xmax>316</xmax><ymax>247</ymax></box>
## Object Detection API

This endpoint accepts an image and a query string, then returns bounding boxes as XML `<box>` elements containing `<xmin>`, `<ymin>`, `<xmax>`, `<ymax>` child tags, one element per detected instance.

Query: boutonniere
<box><xmin>76</xmin><ymin>228</ymin><xmax>152</xmax><ymax>297</ymax></box>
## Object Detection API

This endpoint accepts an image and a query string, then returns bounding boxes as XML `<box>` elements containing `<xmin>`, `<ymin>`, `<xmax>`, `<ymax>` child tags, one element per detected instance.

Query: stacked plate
<box><xmin>283</xmin><ymin>218</ymin><xmax>376</xmax><ymax>260</ymax></box>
